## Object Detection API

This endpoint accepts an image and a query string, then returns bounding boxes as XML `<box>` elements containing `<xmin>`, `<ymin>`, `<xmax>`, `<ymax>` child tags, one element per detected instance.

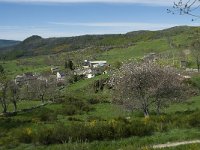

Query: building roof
<box><xmin>57</xmin><ymin>72</ymin><xmax>65</xmax><ymax>77</ymax></box>
<box><xmin>89</xmin><ymin>61</ymin><xmax>107</xmax><ymax>64</ymax></box>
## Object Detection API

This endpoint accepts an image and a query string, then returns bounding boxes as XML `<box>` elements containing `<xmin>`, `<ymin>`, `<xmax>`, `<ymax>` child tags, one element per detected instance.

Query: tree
<box><xmin>65</xmin><ymin>60</ymin><xmax>74</xmax><ymax>70</ymax></box>
<box><xmin>45</xmin><ymin>76</ymin><xmax>59</xmax><ymax>102</ymax></box>
<box><xmin>0</xmin><ymin>74</ymin><xmax>9</xmax><ymax>113</ymax></box>
<box><xmin>8</xmin><ymin>81</ymin><xmax>20</xmax><ymax>112</ymax></box>
<box><xmin>0</xmin><ymin>65</ymin><xmax>4</xmax><ymax>74</ymax></box>
<box><xmin>168</xmin><ymin>0</ymin><xmax>200</xmax><ymax>20</ymax></box>
<box><xmin>28</xmin><ymin>79</ymin><xmax>48</xmax><ymax>103</ymax></box>
<box><xmin>27</xmin><ymin>77</ymin><xmax>59</xmax><ymax>103</ymax></box>
<box><xmin>191</xmin><ymin>39</ymin><xmax>200</xmax><ymax>72</ymax></box>
<box><xmin>110</xmin><ymin>62</ymin><xmax>187</xmax><ymax>117</ymax></box>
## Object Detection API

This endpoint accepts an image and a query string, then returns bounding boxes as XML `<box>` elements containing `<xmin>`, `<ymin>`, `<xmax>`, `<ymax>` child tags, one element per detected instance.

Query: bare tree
<box><xmin>110</xmin><ymin>62</ymin><xmax>187</xmax><ymax>117</ymax></box>
<box><xmin>27</xmin><ymin>77</ymin><xmax>59</xmax><ymax>103</ymax></box>
<box><xmin>0</xmin><ymin>74</ymin><xmax>9</xmax><ymax>113</ymax></box>
<box><xmin>45</xmin><ymin>76</ymin><xmax>59</xmax><ymax>102</ymax></box>
<box><xmin>168</xmin><ymin>0</ymin><xmax>200</xmax><ymax>20</ymax></box>
<box><xmin>28</xmin><ymin>79</ymin><xmax>48</xmax><ymax>103</ymax></box>
<box><xmin>8</xmin><ymin>81</ymin><xmax>20</xmax><ymax>112</ymax></box>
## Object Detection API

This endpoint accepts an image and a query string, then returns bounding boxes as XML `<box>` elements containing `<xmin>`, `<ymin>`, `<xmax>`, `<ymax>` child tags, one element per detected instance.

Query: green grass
<box><xmin>1</xmin><ymin>28</ymin><xmax>200</xmax><ymax>150</ymax></box>
<box><xmin>73</xmin><ymin>103</ymin><xmax>128</xmax><ymax>121</ymax></box>
<box><xmin>65</xmin><ymin>74</ymin><xmax>110</xmax><ymax>101</ymax></box>
<box><xmin>0</xmin><ymin>100</ymin><xmax>42</xmax><ymax>113</ymax></box>
<box><xmin>10</xmin><ymin>128</ymin><xmax>200</xmax><ymax>150</ymax></box>
<box><xmin>165</xmin><ymin>96</ymin><xmax>200</xmax><ymax>114</ymax></box>
<box><xmin>98</xmin><ymin>38</ymin><xmax>171</xmax><ymax>65</ymax></box>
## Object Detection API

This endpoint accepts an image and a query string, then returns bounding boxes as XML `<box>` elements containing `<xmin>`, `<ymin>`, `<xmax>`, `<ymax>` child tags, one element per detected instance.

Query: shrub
<box><xmin>88</xmin><ymin>98</ymin><xmax>100</xmax><ymax>104</ymax></box>
<box><xmin>37</xmin><ymin>108</ymin><xmax>57</xmax><ymax>122</ymax></box>
<box><xmin>36</xmin><ymin>127</ymin><xmax>54</xmax><ymax>145</ymax></box>
<box><xmin>128</xmin><ymin>118</ymin><xmax>155</xmax><ymax>136</ymax></box>
<box><xmin>187</xmin><ymin>112</ymin><xmax>200</xmax><ymax>127</ymax></box>
<box><xmin>59</xmin><ymin>104</ymin><xmax>77</xmax><ymax>116</ymax></box>
<box><xmin>68</xmin><ymin>117</ymin><xmax>82</xmax><ymax>121</ymax></box>
<box><xmin>52</xmin><ymin>123</ymin><xmax>70</xmax><ymax>144</ymax></box>
<box><xmin>16</xmin><ymin>128</ymin><xmax>33</xmax><ymax>144</ymax></box>
<box><xmin>0</xmin><ymin>135</ymin><xmax>19</xmax><ymax>149</ymax></box>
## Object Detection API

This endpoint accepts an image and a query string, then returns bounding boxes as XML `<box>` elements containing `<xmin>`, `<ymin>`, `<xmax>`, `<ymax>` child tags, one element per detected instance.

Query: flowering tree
<box><xmin>110</xmin><ymin>62</ymin><xmax>187</xmax><ymax>117</ymax></box>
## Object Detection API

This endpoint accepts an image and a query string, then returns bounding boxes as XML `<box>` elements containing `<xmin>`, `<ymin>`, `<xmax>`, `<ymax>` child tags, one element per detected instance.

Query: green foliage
<box><xmin>17</xmin><ymin>128</ymin><xmax>34</xmax><ymax>144</ymax></box>
<box><xmin>187</xmin><ymin>111</ymin><xmax>200</xmax><ymax>127</ymax></box>
<box><xmin>0</xmin><ymin>64</ymin><xmax>4</xmax><ymax>74</ymax></box>
<box><xmin>58</xmin><ymin>97</ymin><xmax>93</xmax><ymax>116</ymax></box>
<box><xmin>0</xmin><ymin>26</ymin><xmax>197</xmax><ymax>60</ymax></box>
<box><xmin>190</xmin><ymin>75</ymin><xmax>200</xmax><ymax>90</ymax></box>
<box><xmin>59</xmin><ymin>104</ymin><xmax>77</xmax><ymax>116</ymax></box>
<box><xmin>36</xmin><ymin>127</ymin><xmax>55</xmax><ymax>145</ymax></box>
<box><xmin>27</xmin><ymin>110</ymin><xmax>200</xmax><ymax>146</ymax></box>
<box><xmin>27</xmin><ymin>119</ymin><xmax>155</xmax><ymax>145</ymax></box>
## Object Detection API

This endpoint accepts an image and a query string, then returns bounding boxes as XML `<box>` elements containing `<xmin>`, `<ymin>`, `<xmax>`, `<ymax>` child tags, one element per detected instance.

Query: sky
<box><xmin>0</xmin><ymin>0</ymin><xmax>198</xmax><ymax>40</ymax></box>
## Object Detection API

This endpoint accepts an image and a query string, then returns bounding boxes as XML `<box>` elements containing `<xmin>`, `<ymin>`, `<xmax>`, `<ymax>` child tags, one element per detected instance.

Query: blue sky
<box><xmin>0</xmin><ymin>0</ymin><xmax>198</xmax><ymax>40</ymax></box>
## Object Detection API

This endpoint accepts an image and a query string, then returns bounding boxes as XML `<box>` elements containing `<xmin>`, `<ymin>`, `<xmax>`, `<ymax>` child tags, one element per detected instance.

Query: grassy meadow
<box><xmin>0</xmin><ymin>27</ymin><xmax>200</xmax><ymax>149</ymax></box>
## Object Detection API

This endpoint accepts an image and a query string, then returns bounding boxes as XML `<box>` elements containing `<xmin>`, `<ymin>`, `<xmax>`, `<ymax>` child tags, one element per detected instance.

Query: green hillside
<box><xmin>1</xmin><ymin>26</ymin><xmax>200</xmax><ymax>150</ymax></box>
<box><xmin>0</xmin><ymin>26</ymin><xmax>198</xmax><ymax>60</ymax></box>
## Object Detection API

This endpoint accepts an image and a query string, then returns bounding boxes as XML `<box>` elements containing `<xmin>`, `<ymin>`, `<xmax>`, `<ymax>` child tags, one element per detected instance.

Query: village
<box><xmin>14</xmin><ymin>60</ymin><xmax>109</xmax><ymax>86</ymax></box>
<box><xmin>13</xmin><ymin>51</ymin><xmax>197</xmax><ymax>88</ymax></box>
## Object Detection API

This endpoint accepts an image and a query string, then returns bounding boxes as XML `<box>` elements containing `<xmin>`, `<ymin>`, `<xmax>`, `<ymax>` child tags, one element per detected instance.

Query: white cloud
<box><xmin>0</xmin><ymin>0</ymin><xmax>176</xmax><ymax>6</ymax></box>
<box><xmin>0</xmin><ymin>22</ymin><xmax>190</xmax><ymax>40</ymax></box>
<box><xmin>49</xmin><ymin>22</ymin><xmax>179</xmax><ymax>29</ymax></box>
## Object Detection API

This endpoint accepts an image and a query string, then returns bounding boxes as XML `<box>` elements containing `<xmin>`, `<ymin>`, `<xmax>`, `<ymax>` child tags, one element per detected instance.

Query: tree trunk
<box><xmin>3</xmin><ymin>106</ymin><xmax>7</xmax><ymax>113</ymax></box>
<box><xmin>142</xmin><ymin>98</ymin><xmax>150</xmax><ymax>117</ymax></box>
<box><xmin>13</xmin><ymin>101</ymin><xmax>17</xmax><ymax>112</ymax></box>
<box><xmin>143</xmin><ymin>107</ymin><xmax>149</xmax><ymax>117</ymax></box>
<box><xmin>2</xmin><ymin>101</ymin><xmax>7</xmax><ymax>113</ymax></box>
<box><xmin>197</xmin><ymin>56</ymin><xmax>200</xmax><ymax>72</ymax></box>
<box><xmin>156</xmin><ymin>99</ymin><xmax>161</xmax><ymax>115</ymax></box>
<box><xmin>41</xmin><ymin>94</ymin><xmax>44</xmax><ymax>103</ymax></box>
<box><xmin>144</xmin><ymin>109</ymin><xmax>149</xmax><ymax>118</ymax></box>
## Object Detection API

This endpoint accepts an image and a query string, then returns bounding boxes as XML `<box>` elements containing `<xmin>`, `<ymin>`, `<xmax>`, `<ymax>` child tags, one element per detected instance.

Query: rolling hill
<box><xmin>0</xmin><ymin>26</ymin><xmax>198</xmax><ymax>60</ymax></box>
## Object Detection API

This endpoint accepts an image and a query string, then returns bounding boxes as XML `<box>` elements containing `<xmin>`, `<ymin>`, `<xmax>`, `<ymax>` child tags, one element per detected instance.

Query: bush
<box><xmin>59</xmin><ymin>97</ymin><xmax>93</xmax><ymax>115</ymax></box>
<box><xmin>52</xmin><ymin>123</ymin><xmax>70</xmax><ymax>144</ymax></box>
<box><xmin>16</xmin><ymin>128</ymin><xmax>33</xmax><ymax>144</ymax></box>
<box><xmin>36</xmin><ymin>108</ymin><xmax>57</xmax><ymax>122</ymax></box>
<box><xmin>88</xmin><ymin>98</ymin><xmax>100</xmax><ymax>104</ymax></box>
<box><xmin>36</xmin><ymin>127</ymin><xmax>54</xmax><ymax>145</ymax></box>
<box><xmin>16</xmin><ymin>109</ymin><xmax>200</xmax><ymax>146</ymax></box>
<box><xmin>190</xmin><ymin>76</ymin><xmax>200</xmax><ymax>90</ymax></box>
<box><xmin>0</xmin><ymin>135</ymin><xmax>19</xmax><ymax>149</ymax></box>
<box><xmin>129</xmin><ymin>119</ymin><xmax>155</xmax><ymax>136</ymax></box>
<box><xmin>31</xmin><ymin>118</ymin><xmax>156</xmax><ymax>145</ymax></box>
<box><xmin>68</xmin><ymin>117</ymin><xmax>82</xmax><ymax>121</ymax></box>
<box><xmin>60</xmin><ymin>104</ymin><xmax>77</xmax><ymax>116</ymax></box>
<box><xmin>187</xmin><ymin>112</ymin><xmax>200</xmax><ymax>127</ymax></box>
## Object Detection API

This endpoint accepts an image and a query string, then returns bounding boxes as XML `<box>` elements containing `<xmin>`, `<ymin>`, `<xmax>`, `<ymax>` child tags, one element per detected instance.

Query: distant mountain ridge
<box><xmin>0</xmin><ymin>39</ymin><xmax>20</xmax><ymax>49</ymax></box>
<box><xmin>0</xmin><ymin>26</ymin><xmax>198</xmax><ymax>60</ymax></box>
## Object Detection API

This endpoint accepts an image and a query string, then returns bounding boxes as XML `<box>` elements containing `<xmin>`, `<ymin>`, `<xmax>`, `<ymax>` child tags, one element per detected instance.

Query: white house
<box><xmin>89</xmin><ymin>61</ymin><xmax>107</xmax><ymax>68</ymax></box>
<box><xmin>86</xmin><ymin>74</ymin><xmax>95</xmax><ymax>79</ymax></box>
<box><xmin>74</xmin><ymin>68</ymin><xmax>95</xmax><ymax>79</ymax></box>
<box><xmin>51</xmin><ymin>67</ymin><xmax>59</xmax><ymax>74</ymax></box>
<box><xmin>56</xmin><ymin>72</ymin><xmax>65</xmax><ymax>81</ymax></box>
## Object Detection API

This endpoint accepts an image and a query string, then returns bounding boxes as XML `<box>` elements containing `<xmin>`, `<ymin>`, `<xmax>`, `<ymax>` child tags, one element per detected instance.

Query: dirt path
<box><xmin>152</xmin><ymin>140</ymin><xmax>200</xmax><ymax>149</ymax></box>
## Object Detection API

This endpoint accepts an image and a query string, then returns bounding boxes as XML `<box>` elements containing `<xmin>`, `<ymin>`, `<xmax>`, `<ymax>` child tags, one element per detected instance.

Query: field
<box><xmin>0</xmin><ymin>72</ymin><xmax>200</xmax><ymax>149</ymax></box>
<box><xmin>0</xmin><ymin>27</ymin><xmax>200</xmax><ymax>149</ymax></box>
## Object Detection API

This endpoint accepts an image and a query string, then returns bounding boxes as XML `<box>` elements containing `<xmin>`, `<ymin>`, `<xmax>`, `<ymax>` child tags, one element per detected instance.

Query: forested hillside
<box><xmin>0</xmin><ymin>26</ymin><xmax>197</xmax><ymax>60</ymax></box>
